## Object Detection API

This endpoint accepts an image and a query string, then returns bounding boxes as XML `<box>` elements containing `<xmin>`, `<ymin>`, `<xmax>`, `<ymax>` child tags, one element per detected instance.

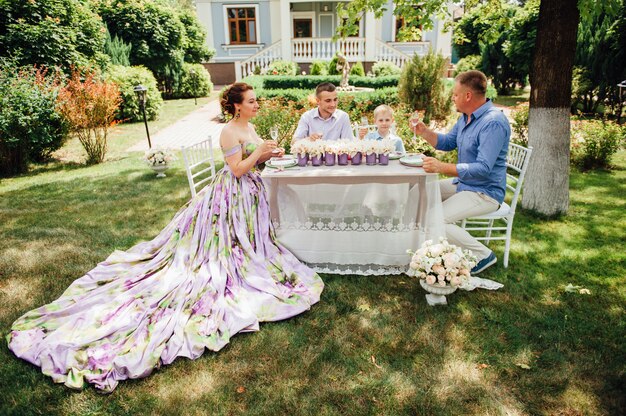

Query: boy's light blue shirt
<box><xmin>435</xmin><ymin>99</ymin><xmax>510</xmax><ymax>203</ymax></box>
<box><xmin>364</xmin><ymin>131</ymin><xmax>406</xmax><ymax>153</ymax></box>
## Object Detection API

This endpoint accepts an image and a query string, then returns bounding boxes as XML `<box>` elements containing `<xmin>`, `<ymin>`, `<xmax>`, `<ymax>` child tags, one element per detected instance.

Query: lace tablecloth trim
<box><xmin>273</xmin><ymin>218</ymin><xmax>428</xmax><ymax>233</ymax></box>
<box><xmin>306</xmin><ymin>263</ymin><xmax>408</xmax><ymax>276</ymax></box>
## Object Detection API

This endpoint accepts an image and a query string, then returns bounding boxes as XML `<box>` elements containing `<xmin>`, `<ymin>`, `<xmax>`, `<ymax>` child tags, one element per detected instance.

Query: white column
<box><xmin>364</xmin><ymin>10</ymin><xmax>376</xmax><ymax>62</ymax></box>
<box><xmin>280</xmin><ymin>0</ymin><xmax>291</xmax><ymax>60</ymax></box>
<box><xmin>194</xmin><ymin>0</ymin><xmax>214</xmax><ymax>57</ymax></box>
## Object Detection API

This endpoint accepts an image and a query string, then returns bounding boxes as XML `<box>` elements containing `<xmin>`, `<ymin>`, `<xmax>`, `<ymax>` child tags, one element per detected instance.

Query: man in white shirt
<box><xmin>293</xmin><ymin>82</ymin><xmax>355</xmax><ymax>141</ymax></box>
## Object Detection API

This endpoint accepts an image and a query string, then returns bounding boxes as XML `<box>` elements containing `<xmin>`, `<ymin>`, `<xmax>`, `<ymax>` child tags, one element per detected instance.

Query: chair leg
<box><xmin>485</xmin><ymin>219</ymin><xmax>494</xmax><ymax>245</ymax></box>
<box><xmin>503</xmin><ymin>217</ymin><xmax>514</xmax><ymax>268</ymax></box>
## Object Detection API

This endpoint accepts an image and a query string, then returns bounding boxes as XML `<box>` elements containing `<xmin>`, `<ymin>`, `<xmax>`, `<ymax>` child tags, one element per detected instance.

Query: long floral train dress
<box><xmin>7</xmin><ymin>141</ymin><xmax>324</xmax><ymax>393</ymax></box>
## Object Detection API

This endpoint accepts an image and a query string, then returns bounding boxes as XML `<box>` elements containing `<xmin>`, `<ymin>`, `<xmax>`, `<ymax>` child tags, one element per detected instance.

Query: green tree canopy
<box><xmin>0</xmin><ymin>0</ymin><xmax>106</xmax><ymax>69</ymax></box>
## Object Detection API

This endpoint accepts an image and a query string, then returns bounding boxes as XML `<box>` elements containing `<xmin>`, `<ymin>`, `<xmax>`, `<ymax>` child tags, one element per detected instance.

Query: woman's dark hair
<box><xmin>220</xmin><ymin>82</ymin><xmax>254</xmax><ymax>117</ymax></box>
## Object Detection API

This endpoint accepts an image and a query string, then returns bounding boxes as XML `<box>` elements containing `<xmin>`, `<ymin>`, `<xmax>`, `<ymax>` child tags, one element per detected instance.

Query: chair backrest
<box><xmin>181</xmin><ymin>136</ymin><xmax>217</xmax><ymax>198</ymax></box>
<box><xmin>505</xmin><ymin>143</ymin><xmax>533</xmax><ymax>213</ymax></box>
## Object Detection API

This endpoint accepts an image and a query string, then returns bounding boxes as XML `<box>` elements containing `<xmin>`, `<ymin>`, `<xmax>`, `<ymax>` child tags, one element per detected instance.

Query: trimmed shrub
<box><xmin>266</xmin><ymin>60</ymin><xmax>298</xmax><ymax>76</ymax></box>
<box><xmin>0</xmin><ymin>64</ymin><xmax>70</xmax><ymax>176</ymax></box>
<box><xmin>173</xmin><ymin>63</ymin><xmax>213</xmax><ymax>99</ymax></box>
<box><xmin>453</xmin><ymin>55</ymin><xmax>482</xmax><ymax>76</ymax></box>
<box><xmin>372</xmin><ymin>61</ymin><xmax>402</xmax><ymax>76</ymax></box>
<box><xmin>261</xmin><ymin>75</ymin><xmax>399</xmax><ymax>90</ymax></box>
<box><xmin>328</xmin><ymin>55</ymin><xmax>340</xmax><ymax>75</ymax></box>
<box><xmin>350</xmin><ymin>61</ymin><xmax>365</xmax><ymax>76</ymax></box>
<box><xmin>106</xmin><ymin>65</ymin><xmax>162</xmax><ymax>122</ymax></box>
<box><xmin>57</xmin><ymin>68</ymin><xmax>121</xmax><ymax>164</ymax></box>
<box><xmin>310</xmin><ymin>61</ymin><xmax>328</xmax><ymax>76</ymax></box>
<box><xmin>255</xmin><ymin>88</ymin><xmax>312</xmax><ymax>107</ymax></box>
<box><xmin>570</xmin><ymin>120</ymin><xmax>625</xmax><ymax>170</ymax></box>
<box><xmin>399</xmin><ymin>51</ymin><xmax>452</xmax><ymax>125</ymax></box>
<box><xmin>511</xmin><ymin>102</ymin><xmax>529</xmax><ymax>147</ymax></box>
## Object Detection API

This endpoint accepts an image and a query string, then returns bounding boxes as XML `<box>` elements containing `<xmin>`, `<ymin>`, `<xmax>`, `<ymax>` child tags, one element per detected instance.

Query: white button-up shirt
<box><xmin>293</xmin><ymin>108</ymin><xmax>355</xmax><ymax>140</ymax></box>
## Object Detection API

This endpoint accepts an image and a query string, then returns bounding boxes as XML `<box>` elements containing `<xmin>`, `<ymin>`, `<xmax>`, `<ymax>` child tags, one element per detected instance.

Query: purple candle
<box><xmin>378</xmin><ymin>153</ymin><xmax>389</xmax><ymax>165</ymax></box>
<box><xmin>365</xmin><ymin>153</ymin><xmax>377</xmax><ymax>165</ymax></box>
<box><xmin>297</xmin><ymin>153</ymin><xmax>308</xmax><ymax>166</ymax></box>
<box><xmin>337</xmin><ymin>153</ymin><xmax>349</xmax><ymax>165</ymax></box>
<box><xmin>351</xmin><ymin>152</ymin><xmax>362</xmax><ymax>165</ymax></box>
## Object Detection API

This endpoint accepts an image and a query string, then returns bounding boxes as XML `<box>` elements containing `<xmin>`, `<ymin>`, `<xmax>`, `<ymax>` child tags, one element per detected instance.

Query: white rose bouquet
<box><xmin>407</xmin><ymin>239</ymin><xmax>477</xmax><ymax>287</ymax></box>
<box><xmin>363</xmin><ymin>139</ymin><xmax>378</xmax><ymax>155</ymax></box>
<box><xmin>347</xmin><ymin>140</ymin><xmax>363</xmax><ymax>157</ymax></box>
<box><xmin>379</xmin><ymin>138</ymin><xmax>396</xmax><ymax>154</ymax></box>
<box><xmin>291</xmin><ymin>139</ymin><xmax>309</xmax><ymax>156</ymax></box>
<box><xmin>143</xmin><ymin>148</ymin><xmax>176</xmax><ymax>166</ymax></box>
<box><xmin>307</xmin><ymin>140</ymin><xmax>324</xmax><ymax>157</ymax></box>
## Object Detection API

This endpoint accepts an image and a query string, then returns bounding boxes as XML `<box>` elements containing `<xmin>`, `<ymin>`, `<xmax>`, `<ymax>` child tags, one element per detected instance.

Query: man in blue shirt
<box><xmin>293</xmin><ymin>82</ymin><xmax>355</xmax><ymax>141</ymax></box>
<box><xmin>412</xmin><ymin>70</ymin><xmax>510</xmax><ymax>274</ymax></box>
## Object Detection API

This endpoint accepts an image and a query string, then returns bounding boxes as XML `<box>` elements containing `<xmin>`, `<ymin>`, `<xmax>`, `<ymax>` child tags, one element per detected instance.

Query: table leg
<box><xmin>268</xmin><ymin>178</ymin><xmax>280</xmax><ymax>224</ymax></box>
<box><xmin>416</xmin><ymin>176</ymin><xmax>428</xmax><ymax>228</ymax></box>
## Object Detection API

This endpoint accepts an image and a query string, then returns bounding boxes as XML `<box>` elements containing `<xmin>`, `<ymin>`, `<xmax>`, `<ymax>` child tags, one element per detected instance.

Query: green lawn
<box><xmin>0</xmin><ymin>112</ymin><xmax>624</xmax><ymax>414</ymax></box>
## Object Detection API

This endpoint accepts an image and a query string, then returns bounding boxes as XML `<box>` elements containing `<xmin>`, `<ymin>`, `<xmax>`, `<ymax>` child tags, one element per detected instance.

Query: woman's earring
<box><xmin>234</xmin><ymin>109</ymin><xmax>240</xmax><ymax>119</ymax></box>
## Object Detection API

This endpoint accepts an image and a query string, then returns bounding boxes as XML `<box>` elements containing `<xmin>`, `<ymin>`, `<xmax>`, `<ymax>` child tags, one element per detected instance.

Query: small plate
<box><xmin>389</xmin><ymin>152</ymin><xmax>404</xmax><ymax>160</ymax></box>
<box><xmin>399</xmin><ymin>155</ymin><xmax>424</xmax><ymax>167</ymax></box>
<box><xmin>266</xmin><ymin>158</ymin><xmax>297</xmax><ymax>169</ymax></box>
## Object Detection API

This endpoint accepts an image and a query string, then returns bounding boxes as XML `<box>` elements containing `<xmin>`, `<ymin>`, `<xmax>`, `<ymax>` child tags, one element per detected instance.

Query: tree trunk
<box><xmin>522</xmin><ymin>0</ymin><xmax>580</xmax><ymax>216</ymax></box>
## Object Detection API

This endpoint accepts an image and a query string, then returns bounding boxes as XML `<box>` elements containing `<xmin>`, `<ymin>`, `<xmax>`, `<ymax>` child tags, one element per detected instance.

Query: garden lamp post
<box><xmin>618</xmin><ymin>80</ymin><xmax>626</xmax><ymax>124</ymax></box>
<box><xmin>133</xmin><ymin>84</ymin><xmax>152</xmax><ymax>148</ymax></box>
<box><xmin>190</xmin><ymin>69</ymin><xmax>198</xmax><ymax>105</ymax></box>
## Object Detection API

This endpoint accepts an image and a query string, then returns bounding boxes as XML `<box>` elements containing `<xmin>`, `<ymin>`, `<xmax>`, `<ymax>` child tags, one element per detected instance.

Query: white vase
<box><xmin>420</xmin><ymin>279</ymin><xmax>458</xmax><ymax>306</ymax></box>
<box><xmin>150</xmin><ymin>164</ymin><xmax>169</xmax><ymax>178</ymax></box>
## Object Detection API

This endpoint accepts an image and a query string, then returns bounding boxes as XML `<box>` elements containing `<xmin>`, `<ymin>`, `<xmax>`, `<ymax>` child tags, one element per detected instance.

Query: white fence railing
<box><xmin>292</xmin><ymin>38</ymin><xmax>365</xmax><ymax>62</ymax></box>
<box><xmin>237</xmin><ymin>41</ymin><xmax>282</xmax><ymax>79</ymax></box>
<box><xmin>375</xmin><ymin>40</ymin><xmax>411</xmax><ymax>68</ymax></box>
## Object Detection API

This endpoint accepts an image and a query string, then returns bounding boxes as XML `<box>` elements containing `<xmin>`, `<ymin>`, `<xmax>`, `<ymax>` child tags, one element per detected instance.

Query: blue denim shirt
<box><xmin>436</xmin><ymin>100</ymin><xmax>510</xmax><ymax>203</ymax></box>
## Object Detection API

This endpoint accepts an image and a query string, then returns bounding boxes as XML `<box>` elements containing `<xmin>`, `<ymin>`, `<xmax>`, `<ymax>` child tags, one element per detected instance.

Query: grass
<box><xmin>493</xmin><ymin>88</ymin><xmax>531</xmax><ymax>108</ymax></box>
<box><xmin>0</xmin><ymin>107</ymin><xmax>625</xmax><ymax>414</ymax></box>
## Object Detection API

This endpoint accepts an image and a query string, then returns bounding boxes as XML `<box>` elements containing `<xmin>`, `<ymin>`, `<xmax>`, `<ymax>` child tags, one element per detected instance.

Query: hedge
<box><xmin>262</xmin><ymin>75</ymin><xmax>400</xmax><ymax>90</ymax></box>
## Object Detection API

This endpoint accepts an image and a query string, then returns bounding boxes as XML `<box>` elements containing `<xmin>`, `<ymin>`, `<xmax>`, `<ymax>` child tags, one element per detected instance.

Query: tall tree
<box><xmin>522</xmin><ymin>0</ymin><xmax>579</xmax><ymax>215</ymax></box>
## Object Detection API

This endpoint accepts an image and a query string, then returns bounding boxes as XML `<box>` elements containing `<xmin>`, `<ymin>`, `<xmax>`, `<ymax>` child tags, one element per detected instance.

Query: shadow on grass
<box><xmin>0</xmin><ymin>155</ymin><xmax>624</xmax><ymax>415</ymax></box>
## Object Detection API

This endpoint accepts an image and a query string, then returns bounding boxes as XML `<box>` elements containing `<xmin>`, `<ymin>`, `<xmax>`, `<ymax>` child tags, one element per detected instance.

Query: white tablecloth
<box><xmin>262</xmin><ymin>160</ymin><xmax>446</xmax><ymax>275</ymax></box>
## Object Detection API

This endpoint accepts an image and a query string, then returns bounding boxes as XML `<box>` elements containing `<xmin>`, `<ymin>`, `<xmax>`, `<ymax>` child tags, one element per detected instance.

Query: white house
<box><xmin>194</xmin><ymin>0</ymin><xmax>455</xmax><ymax>84</ymax></box>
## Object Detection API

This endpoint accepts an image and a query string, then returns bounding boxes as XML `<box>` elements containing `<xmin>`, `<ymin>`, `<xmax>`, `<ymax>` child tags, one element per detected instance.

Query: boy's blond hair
<box><xmin>373</xmin><ymin>104</ymin><xmax>394</xmax><ymax>119</ymax></box>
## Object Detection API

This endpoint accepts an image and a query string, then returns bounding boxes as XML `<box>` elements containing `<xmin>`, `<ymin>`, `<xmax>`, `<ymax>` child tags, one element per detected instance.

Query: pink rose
<box><xmin>425</xmin><ymin>275</ymin><xmax>436</xmax><ymax>285</ymax></box>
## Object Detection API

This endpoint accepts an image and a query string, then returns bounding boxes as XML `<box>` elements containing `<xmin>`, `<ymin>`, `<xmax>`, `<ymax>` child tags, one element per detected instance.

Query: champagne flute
<box><xmin>359</xmin><ymin>116</ymin><xmax>369</xmax><ymax>139</ymax></box>
<box><xmin>270</xmin><ymin>126</ymin><xmax>279</xmax><ymax>141</ymax></box>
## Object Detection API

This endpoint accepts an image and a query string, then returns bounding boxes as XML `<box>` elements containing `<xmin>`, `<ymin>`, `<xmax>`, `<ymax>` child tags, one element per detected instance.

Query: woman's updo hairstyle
<box><xmin>220</xmin><ymin>82</ymin><xmax>254</xmax><ymax>119</ymax></box>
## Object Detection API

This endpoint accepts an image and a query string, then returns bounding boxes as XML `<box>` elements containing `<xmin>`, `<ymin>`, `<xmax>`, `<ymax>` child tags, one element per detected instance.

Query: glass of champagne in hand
<box><xmin>270</xmin><ymin>126</ymin><xmax>279</xmax><ymax>141</ymax></box>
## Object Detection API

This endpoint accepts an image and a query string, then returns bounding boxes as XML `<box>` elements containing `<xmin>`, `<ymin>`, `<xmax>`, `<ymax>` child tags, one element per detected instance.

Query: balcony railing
<box><xmin>291</xmin><ymin>38</ymin><xmax>365</xmax><ymax>62</ymax></box>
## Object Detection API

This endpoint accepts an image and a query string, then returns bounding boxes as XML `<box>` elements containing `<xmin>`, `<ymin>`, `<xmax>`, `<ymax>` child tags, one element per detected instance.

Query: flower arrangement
<box><xmin>407</xmin><ymin>239</ymin><xmax>477</xmax><ymax>287</ymax></box>
<box><xmin>362</xmin><ymin>140</ymin><xmax>379</xmax><ymax>155</ymax></box>
<box><xmin>378</xmin><ymin>138</ymin><xmax>396</xmax><ymax>154</ymax></box>
<box><xmin>306</xmin><ymin>140</ymin><xmax>324</xmax><ymax>157</ymax></box>
<box><xmin>291</xmin><ymin>139</ymin><xmax>309</xmax><ymax>156</ymax></box>
<box><xmin>143</xmin><ymin>148</ymin><xmax>176</xmax><ymax>166</ymax></box>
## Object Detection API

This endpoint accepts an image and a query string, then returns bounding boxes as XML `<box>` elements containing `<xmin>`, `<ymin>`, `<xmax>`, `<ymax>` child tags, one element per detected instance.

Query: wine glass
<box><xmin>270</xmin><ymin>126</ymin><xmax>279</xmax><ymax>141</ymax></box>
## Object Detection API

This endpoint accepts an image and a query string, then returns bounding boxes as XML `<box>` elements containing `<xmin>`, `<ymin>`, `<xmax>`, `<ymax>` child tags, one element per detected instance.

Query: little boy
<box><xmin>358</xmin><ymin>105</ymin><xmax>406</xmax><ymax>153</ymax></box>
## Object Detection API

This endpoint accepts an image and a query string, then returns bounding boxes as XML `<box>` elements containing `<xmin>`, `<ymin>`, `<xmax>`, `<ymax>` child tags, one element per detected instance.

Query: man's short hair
<box><xmin>455</xmin><ymin>70</ymin><xmax>487</xmax><ymax>96</ymax></box>
<box><xmin>316</xmin><ymin>82</ymin><xmax>336</xmax><ymax>96</ymax></box>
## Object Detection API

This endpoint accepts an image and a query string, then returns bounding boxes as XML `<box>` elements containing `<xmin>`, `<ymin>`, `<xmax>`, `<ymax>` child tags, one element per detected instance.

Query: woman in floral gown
<box><xmin>7</xmin><ymin>83</ymin><xmax>324</xmax><ymax>393</ymax></box>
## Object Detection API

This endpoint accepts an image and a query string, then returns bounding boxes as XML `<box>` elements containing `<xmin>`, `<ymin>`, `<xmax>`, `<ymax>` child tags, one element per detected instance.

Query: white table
<box><xmin>262</xmin><ymin>160</ymin><xmax>445</xmax><ymax>275</ymax></box>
